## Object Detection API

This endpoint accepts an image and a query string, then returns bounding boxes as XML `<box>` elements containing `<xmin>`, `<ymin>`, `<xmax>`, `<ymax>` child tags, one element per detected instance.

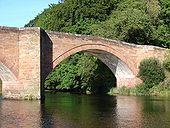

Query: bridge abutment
<box><xmin>0</xmin><ymin>27</ymin><xmax>41</xmax><ymax>99</ymax></box>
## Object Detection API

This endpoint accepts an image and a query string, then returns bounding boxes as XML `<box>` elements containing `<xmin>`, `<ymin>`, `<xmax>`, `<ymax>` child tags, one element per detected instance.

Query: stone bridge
<box><xmin>0</xmin><ymin>26</ymin><xmax>166</xmax><ymax>99</ymax></box>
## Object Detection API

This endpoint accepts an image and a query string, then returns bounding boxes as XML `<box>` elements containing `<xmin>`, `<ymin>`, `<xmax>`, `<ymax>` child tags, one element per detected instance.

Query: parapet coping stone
<box><xmin>0</xmin><ymin>26</ymin><xmax>166</xmax><ymax>50</ymax></box>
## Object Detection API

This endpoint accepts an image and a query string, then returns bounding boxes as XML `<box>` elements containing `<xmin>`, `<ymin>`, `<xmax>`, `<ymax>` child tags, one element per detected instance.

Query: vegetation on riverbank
<box><xmin>110</xmin><ymin>54</ymin><xmax>170</xmax><ymax>97</ymax></box>
<box><xmin>110</xmin><ymin>83</ymin><xmax>170</xmax><ymax>97</ymax></box>
<box><xmin>25</xmin><ymin>0</ymin><xmax>170</xmax><ymax>95</ymax></box>
<box><xmin>113</xmin><ymin>84</ymin><xmax>170</xmax><ymax>97</ymax></box>
<box><xmin>0</xmin><ymin>79</ymin><xmax>2</xmax><ymax>95</ymax></box>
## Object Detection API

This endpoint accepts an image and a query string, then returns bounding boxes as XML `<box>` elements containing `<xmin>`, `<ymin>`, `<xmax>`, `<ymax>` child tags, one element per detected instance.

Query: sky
<box><xmin>0</xmin><ymin>0</ymin><xmax>59</xmax><ymax>27</ymax></box>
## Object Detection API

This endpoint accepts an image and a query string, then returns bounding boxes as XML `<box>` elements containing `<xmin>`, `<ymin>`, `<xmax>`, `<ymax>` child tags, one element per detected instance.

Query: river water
<box><xmin>0</xmin><ymin>93</ymin><xmax>170</xmax><ymax>128</ymax></box>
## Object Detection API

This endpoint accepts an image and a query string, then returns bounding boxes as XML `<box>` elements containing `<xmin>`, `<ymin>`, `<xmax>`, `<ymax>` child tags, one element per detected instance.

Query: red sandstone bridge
<box><xmin>0</xmin><ymin>26</ymin><xmax>166</xmax><ymax>99</ymax></box>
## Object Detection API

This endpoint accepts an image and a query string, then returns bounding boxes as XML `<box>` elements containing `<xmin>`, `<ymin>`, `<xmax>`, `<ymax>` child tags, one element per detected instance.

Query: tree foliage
<box><xmin>25</xmin><ymin>0</ymin><xmax>118</xmax><ymax>34</ymax></box>
<box><xmin>25</xmin><ymin>0</ymin><xmax>170</xmax><ymax>47</ymax></box>
<box><xmin>92</xmin><ymin>0</ymin><xmax>170</xmax><ymax>47</ymax></box>
<box><xmin>163</xmin><ymin>50</ymin><xmax>170</xmax><ymax>71</ymax></box>
<box><xmin>45</xmin><ymin>53</ymin><xmax>116</xmax><ymax>94</ymax></box>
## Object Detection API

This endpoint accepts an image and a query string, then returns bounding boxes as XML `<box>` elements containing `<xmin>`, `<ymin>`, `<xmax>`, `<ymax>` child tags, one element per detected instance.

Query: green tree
<box><xmin>25</xmin><ymin>0</ymin><xmax>118</xmax><ymax>34</ymax></box>
<box><xmin>92</xmin><ymin>0</ymin><xmax>167</xmax><ymax>46</ymax></box>
<box><xmin>25</xmin><ymin>0</ymin><xmax>170</xmax><ymax>47</ymax></box>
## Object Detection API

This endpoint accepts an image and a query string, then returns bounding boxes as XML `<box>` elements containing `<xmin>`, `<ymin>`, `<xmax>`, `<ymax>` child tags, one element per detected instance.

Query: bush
<box><xmin>149</xmin><ymin>84</ymin><xmax>170</xmax><ymax>96</ymax></box>
<box><xmin>138</xmin><ymin>57</ymin><xmax>165</xmax><ymax>86</ymax></box>
<box><xmin>117</xmin><ymin>84</ymin><xmax>152</xmax><ymax>96</ymax></box>
<box><xmin>163</xmin><ymin>50</ymin><xmax>170</xmax><ymax>72</ymax></box>
<box><xmin>134</xmin><ymin>83</ymin><xmax>152</xmax><ymax>95</ymax></box>
<box><xmin>118</xmin><ymin>86</ymin><xmax>131</xmax><ymax>95</ymax></box>
<box><xmin>160</xmin><ymin>77</ymin><xmax>170</xmax><ymax>88</ymax></box>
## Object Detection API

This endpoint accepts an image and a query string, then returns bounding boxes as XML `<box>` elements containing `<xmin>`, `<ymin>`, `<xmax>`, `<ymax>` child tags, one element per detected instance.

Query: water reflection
<box><xmin>0</xmin><ymin>93</ymin><xmax>170</xmax><ymax>128</ymax></box>
<box><xmin>43</xmin><ymin>93</ymin><xmax>118</xmax><ymax>128</ymax></box>
<box><xmin>141</xmin><ymin>96</ymin><xmax>170</xmax><ymax>128</ymax></box>
<box><xmin>0</xmin><ymin>100</ymin><xmax>41</xmax><ymax>128</ymax></box>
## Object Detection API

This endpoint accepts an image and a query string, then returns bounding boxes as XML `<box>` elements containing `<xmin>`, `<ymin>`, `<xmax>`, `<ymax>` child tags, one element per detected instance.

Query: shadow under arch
<box><xmin>45</xmin><ymin>51</ymin><xmax>117</xmax><ymax>95</ymax></box>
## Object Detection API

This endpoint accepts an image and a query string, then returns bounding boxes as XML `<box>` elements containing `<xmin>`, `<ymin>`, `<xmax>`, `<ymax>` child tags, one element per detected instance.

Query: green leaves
<box><xmin>25</xmin><ymin>0</ymin><xmax>117</xmax><ymax>34</ymax></box>
<box><xmin>45</xmin><ymin>53</ymin><xmax>97</xmax><ymax>91</ymax></box>
<box><xmin>92</xmin><ymin>0</ymin><xmax>164</xmax><ymax>46</ymax></box>
<box><xmin>163</xmin><ymin>50</ymin><xmax>170</xmax><ymax>71</ymax></box>
<box><xmin>45</xmin><ymin>53</ymin><xmax>116</xmax><ymax>94</ymax></box>
<box><xmin>159</xmin><ymin>0</ymin><xmax>170</xmax><ymax>26</ymax></box>
<box><xmin>138</xmin><ymin>58</ymin><xmax>165</xmax><ymax>86</ymax></box>
<box><xmin>93</xmin><ymin>7</ymin><xmax>152</xmax><ymax>44</ymax></box>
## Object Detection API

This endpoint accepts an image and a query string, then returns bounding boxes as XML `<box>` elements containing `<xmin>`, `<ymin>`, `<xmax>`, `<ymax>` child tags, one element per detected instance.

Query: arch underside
<box><xmin>85</xmin><ymin>49</ymin><xmax>135</xmax><ymax>81</ymax></box>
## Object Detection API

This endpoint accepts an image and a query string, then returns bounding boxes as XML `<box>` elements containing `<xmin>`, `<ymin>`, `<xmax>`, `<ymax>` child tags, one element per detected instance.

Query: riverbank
<box><xmin>0</xmin><ymin>80</ymin><xmax>2</xmax><ymax>95</ymax></box>
<box><xmin>45</xmin><ymin>79</ymin><xmax>170</xmax><ymax>97</ymax></box>
<box><xmin>109</xmin><ymin>82</ymin><xmax>170</xmax><ymax>97</ymax></box>
<box><xmin>45</xmin><ymin>88</ymin><xmax>85</xmax><ymax>94</ymax></box>
<box><xmin>45</xmin><ymin>85</ymin><xmax>170</xmax><ymax>97</ymax></box>
<box><xmin>109</xmin><ymin>56</ymin><xmax>169</xmax><ymax>97</ymax></box>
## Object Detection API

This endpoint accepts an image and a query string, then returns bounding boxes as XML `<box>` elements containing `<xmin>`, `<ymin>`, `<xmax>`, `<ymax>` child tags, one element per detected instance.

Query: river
<box><xmin>0</xmin><ymin>93</ymin><xmax>170</xmax><ymax>128</ymax></box>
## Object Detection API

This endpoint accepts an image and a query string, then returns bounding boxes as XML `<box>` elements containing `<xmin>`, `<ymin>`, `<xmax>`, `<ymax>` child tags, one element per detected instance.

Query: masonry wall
<box><xmin>0</xmin><ymin>27</ymin><xmax>41</xmax><ymax>99</ymax></box>
<box><xmin>17</xmin><ymin>28</ymin><xmax>41</xmax><ymax>99</ymax></box>
<box><xmin>0</xmin><ymin>26</ymin><xmax>19</xmax><ymax>78</ymax></box>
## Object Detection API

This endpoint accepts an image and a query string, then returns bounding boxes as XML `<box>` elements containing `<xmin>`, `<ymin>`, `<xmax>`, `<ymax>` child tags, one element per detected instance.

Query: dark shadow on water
<box><xmin>41</xmin><ymin>92</ymin><xmax>118</xmax><ymax>128</ymax></box>
<box><xmin>40</xmin><ymin>104</ymin><xmax>54</xmax><ymax>128</ymax></box>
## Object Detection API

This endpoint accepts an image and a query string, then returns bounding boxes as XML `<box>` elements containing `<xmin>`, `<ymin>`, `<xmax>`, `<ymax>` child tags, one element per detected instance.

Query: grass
<box><xmin>109</xmin><ymin>82</ymin><xmax>170</xmax><ymax>97</ymax></box>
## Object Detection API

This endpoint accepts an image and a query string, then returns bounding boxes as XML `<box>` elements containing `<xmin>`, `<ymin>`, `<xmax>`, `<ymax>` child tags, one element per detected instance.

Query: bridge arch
<box><xmin>53</xmin><ymin>44</ymin><xmax>135</xmax><ymax>73</ymax></box>
<box><xmin>51</xmin><ymin>43</ymin><xmax>140</xmax><ymax>87</ymax></box>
